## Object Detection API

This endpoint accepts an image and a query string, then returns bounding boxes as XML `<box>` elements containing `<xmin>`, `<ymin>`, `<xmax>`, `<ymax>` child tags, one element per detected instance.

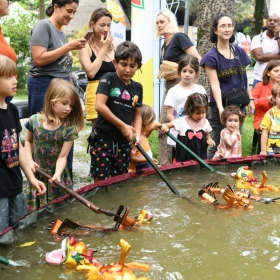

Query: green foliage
<box><xmin>2</xmin><ymin>11</ymin><xmax>37</xmax><ymax>88</ymax></box>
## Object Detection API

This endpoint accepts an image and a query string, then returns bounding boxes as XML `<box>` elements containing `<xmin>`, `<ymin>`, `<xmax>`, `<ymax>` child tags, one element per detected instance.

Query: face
<box><xmin>92</xmin><ymin>16</ymin><xmax>112</xmax><ymax>38</ymax></box>
<box><xmin>267</xmin><ymin>66</ymin><xmax>280</xmax><ymax>83</ymax></box>
<box><xmin>54</xmin><ymin>3</ymin><xmax>78</xmax><ymax>26</ymax></box>
<box><xmin>190</xmin><ymin>107</ymin><xmax>207</xmax><ymax>122</ymax></box>
<box><xmin>226</xmin><ymin>114</ymin><xmax>240</xmax><ymax>132</ymax></box>
<box><xmin>53</xmin><ymin>93</ymin><xmax>73</xmax><ymax>120</ymax></box>
<box><xmin>266</xmin><ymin>14</ymin><xmax>280</xmax><ymax>32</ymax></box>
<box><xmin>0</xmin><ymin>0</ymin><xmax>9</xmax><ymax>18</ymax></box>
<box><xmin>156</xmin><ymin>14</ymin><xmax>170</xmax><ymax>35</ymax></box>
<box><xmin>115</xmin><ymin>57</ymin><xmax>140</xmax><ymax>84</ymax></box>
<box><xmin>214</xmin><ymin>16</ymin><xmax>234</xmax><ymax>41</ymax></box>
<box><xmin>180</xmin><ymin>64</ymin><xmax>197</xmax><ymax>85</ymax></box>
<box><xmin>0</xmin><ymin>75</ymin><xmax>17</xmax><ymax>98</ymax></box>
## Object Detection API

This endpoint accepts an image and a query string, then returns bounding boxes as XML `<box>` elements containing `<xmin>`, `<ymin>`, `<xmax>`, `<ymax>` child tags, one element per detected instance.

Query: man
<box><xmin>251</xmin><ymin>13</ymin><xmax>280</xmax><ymax>88</ymax></box>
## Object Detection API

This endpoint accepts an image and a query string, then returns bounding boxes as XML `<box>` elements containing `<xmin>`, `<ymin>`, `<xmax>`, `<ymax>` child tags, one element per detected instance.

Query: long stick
<box><xmin>135</xmin><ymin>142</ymin><xmax>180</xmax><ymax>195</ymax></box>
<box><xmin>36</xmin><ymin>168</ymin><xmax>118</xmax><ymax>218</ymax></box>
<box><xmin>165</xmin><ymin>130</ymin><xmax>217</xmax><ymax>173</ymax></box>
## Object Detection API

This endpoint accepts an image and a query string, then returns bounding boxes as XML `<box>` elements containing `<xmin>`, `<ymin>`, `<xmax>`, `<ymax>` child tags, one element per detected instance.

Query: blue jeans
<box><xmin>252</xmin><ymin>79</ymin><xmax>261</xmax><ymax>89</ymax></box>
<box><xmin>27</xmin><ymin>76</ymin><xmax>74</xmax><ymax>169</ymax></box>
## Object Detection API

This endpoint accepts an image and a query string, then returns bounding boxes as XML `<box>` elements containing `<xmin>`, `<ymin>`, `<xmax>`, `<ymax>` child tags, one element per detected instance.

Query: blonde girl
<box><xmin>25</xmin><ymin>79</ymin><xmax>84</xmax><ymax>209</ymax></box>
<box><xmin>161</xmin><ymin>93</ymin><xmax>215</xmax><ymax>163</ymax></box>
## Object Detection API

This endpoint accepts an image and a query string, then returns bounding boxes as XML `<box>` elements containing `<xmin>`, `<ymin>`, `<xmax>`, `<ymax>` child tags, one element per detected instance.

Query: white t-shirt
<box><xmin>251</xmin><ymin>31</ymin><xmax>280</xmax><ymax>81</ymax></box>
<box><xmin>164</xmin><ymin>84</ymin><xmax>207</xmax><ymax>146</ymax></box>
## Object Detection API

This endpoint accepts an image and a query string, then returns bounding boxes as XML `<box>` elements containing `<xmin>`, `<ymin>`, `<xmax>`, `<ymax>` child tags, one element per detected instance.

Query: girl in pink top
<box><xmin>252</xmin><ymin>60</ymin><xmax>280</xmax><ymax>153</ymax></box>
<box><xmin>213</xmin><ymin>105</ymin><xmax>245</xmax><ymax>159</ymax></box>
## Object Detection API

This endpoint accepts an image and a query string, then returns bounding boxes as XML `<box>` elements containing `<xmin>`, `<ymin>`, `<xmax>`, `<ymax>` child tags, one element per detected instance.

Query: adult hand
<box><xmin>248</xmin><ymin>101</ymin><xmax>255</xmax><ymax>116</ymax></box>
<box><xmin>218</xmin><ymin>107</ymin><xmax>224</xmax><ymax>123</ymax></box>
<box><xmin>29</xmin><ymin>160</ymin><xmax>39</xmax><ymax>173</ymax></box>
<box><xmin>100</xmin><ymin>31</ymin><xmax>114</xmax><ymax>50</ymax></box>
<box><xmin>274</xmin><ymin>24</ymin><xmax>280</xmax><ymax>38</ymax></box>
<box><xmin>29</xmin><ymin>178</ymin><xmax>46</xmax><ymax>196</ymax></box>
<box><xmin>68</xmin><ymin>38</ymin><xmax>87</xmax><ymax>50</ymax></box>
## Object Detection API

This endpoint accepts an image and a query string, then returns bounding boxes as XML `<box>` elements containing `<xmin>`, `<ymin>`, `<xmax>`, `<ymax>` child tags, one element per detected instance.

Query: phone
<box><xmin>84</xmin><ymin>31</ymin><xmax>94</xmax><ymax>41</ymax></box>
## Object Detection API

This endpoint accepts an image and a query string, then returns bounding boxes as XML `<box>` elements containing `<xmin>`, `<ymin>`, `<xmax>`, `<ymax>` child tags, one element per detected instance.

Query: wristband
<box><xmin>274</xmin><ymin>36</ymin><xmax>280</xmax><ymax>40</ymax></box>
<box><xmin>250</xmin><ymin>98</ymin><xmax>254</xmax><ymax>101</ymax></box>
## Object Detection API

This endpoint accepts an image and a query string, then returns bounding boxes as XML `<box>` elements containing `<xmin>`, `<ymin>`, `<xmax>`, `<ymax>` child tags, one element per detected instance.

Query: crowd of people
<box><xmin>0</xmin><ymin>0</ymin><xmax>280</xmax><ymax>238</ymax></box>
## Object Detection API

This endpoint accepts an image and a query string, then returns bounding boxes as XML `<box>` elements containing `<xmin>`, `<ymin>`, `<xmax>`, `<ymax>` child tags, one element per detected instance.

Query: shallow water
<box><xmin>2</xmin><ymin>164</ymin><xmax>280</xmax><ymax>279</ymax></box>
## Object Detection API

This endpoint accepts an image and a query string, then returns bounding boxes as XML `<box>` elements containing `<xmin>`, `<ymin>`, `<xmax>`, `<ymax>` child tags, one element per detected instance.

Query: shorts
<box><xmin>0</xmin><ymin>192</ymin><xmax>28</xmax><ymax>233</ymax></box>
<box><xmin>89</xmin><ymin>135</ymin><xmax>131</xmax><ymax>180</ymax></box>
<box><xmin>85</xmin><ymin>80</ymin><xmax>99</xmax><ymax>121</ymax></box>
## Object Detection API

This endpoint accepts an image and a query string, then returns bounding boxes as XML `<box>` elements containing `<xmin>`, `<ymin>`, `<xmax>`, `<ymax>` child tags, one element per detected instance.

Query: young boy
<box><xmin>260</xmin><ymin>82</ymin><xmax>280</xmax><ymax>156</ymax></box>
<box><xmin>89</xmin><ymin>41</ymin><xmax>143</xmax><ymax>180</ymax></box>
<box><xmin>0</xmin><ymin>55</ymin><xmax>46</xmax><ymax>234</ymax></box>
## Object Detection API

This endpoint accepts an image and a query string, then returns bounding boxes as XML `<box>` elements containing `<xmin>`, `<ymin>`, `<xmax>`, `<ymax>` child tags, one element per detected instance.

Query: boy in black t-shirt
<box><xmin>89</xmin><ymin>42</ymin><xmax>143</xmax><ymax>180</ymax></box>
<box><xmin>0</xmin><ymin>55</ymin><xmax>46</xmax><ymax>235</ymax></box>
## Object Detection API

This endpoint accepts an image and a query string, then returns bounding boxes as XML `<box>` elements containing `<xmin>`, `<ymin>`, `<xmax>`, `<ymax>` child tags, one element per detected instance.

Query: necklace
<box><xmin>165</xmin><ymin>33</ymin><xmax>175</xmax><ymax>44</ymax></box>
<box><xmin>93</xmin><ymin>42</ymin><xmax>114</xmax><ymax>62</ymax></box>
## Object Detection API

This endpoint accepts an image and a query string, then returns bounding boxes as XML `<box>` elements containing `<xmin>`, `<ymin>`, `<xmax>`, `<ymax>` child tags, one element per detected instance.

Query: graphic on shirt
<box><xmin>1</xmin><ymin>128</ymin><xmax>19</xmax><ymax>168</ymax></box>
<box><xmin>110</xmin><ymin>87</ymin><xmax>121</xmax><ymax>97</ymax></box>
<box><xmin>268</xmin><ymin>142</ymin><xmax>280</xmax><ymax>154</ymax></box>
<box><xmin>132</xmin><ymin>95</ymin><xmax>139</xmax><ymax>107</ymax></box>
<box><xmin>121</xmin><ymin>90</ymin><xmax>130</xmax><ymax>100</ymax></box>
<box><xmin>178</xmin><ymin>108</ymin><xmax>185</xmax><ymax>118</ymax></box>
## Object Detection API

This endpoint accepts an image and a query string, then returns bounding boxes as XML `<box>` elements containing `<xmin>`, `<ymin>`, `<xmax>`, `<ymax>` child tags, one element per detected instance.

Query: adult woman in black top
<box><xmin>78</xmin><ymin>7</ymin><xmax>118</xmax><ymax>127</ymax></box>
<box><xmin>156</xmin><ymin>9</ymin><xmax>201</xmax><ymax>165</ymax></box>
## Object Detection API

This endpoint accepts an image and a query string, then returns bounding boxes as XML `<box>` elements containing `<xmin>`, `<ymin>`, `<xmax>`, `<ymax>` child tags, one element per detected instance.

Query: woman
<box><xmin>156</xmin><ymin>9</ymin><xmax>201</xmax><ymax>165</ymax></box>
<box><xmin>200</xmin><ymin>12</ymin><xmax>255</xmax><ymax>159</ymax></box>
<box><xmin>28</xmin><ymin>0</ymin><xmax>86</xmax><ymax>116</ymax></box>
<box><xmin>28</xmin><ymin>0</ymin><xmax>86</xmax><ymax>179</ymax></box>
<box><xmin>78</xmin><ymin>7</ymin><xmax>117</xmax><ymax>127</ymax></box>
<box><xmin>0</xmin><ymin>0</ymin><xmax>17</xmax><ymax>102</ymax></box>
<box><xmin>251</xmin><ymin>60</ymin><xmax>280</xmax><ymax>153</ymax></box>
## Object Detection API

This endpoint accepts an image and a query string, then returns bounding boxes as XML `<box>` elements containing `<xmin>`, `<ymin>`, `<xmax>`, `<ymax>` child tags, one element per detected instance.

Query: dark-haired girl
<box><xmin>200</xmin><ymin>12</ymin><xmax>254</xmax><ymax>159</ymax></box>
<box><xmin>160</xmin><ymin>93</ymin><xmax>215</xmax><ymax>162</ymax></box>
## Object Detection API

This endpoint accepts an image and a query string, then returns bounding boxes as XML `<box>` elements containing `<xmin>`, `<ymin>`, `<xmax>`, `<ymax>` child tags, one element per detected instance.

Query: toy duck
<box><xmin>232</xmin><ymin>166</ymin><xmax>279</xmax><ymax>194</ymax></box>
<box><xmin>46</xmin><ymin>237</ymin><xmax>150</xmax><ymax>280</ymax></box>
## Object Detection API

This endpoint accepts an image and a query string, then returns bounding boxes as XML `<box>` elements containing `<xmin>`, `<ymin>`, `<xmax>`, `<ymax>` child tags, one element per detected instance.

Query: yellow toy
<box><xmin>46</xmin><ymin>237</ymin><xmax>150</xmax><ymax>279</ymax></box>
<box><xmin>232</xmin><ymin>166</ymin><xmax>279</xmax><ymax>194</ymax></box>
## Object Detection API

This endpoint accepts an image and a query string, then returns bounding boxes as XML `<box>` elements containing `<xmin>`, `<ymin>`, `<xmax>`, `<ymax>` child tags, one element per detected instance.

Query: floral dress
<box><xmin>24</xmin><ymin>114</ymin><xmax>78</xmax><ymax>210</ymax></box>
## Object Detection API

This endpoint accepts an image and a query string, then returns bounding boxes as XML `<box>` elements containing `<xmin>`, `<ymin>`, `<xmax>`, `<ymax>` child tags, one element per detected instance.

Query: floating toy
<box><xmin>198</xmin><ymin>183</ymin><xmax>254</xmax><ymax>210</ymax></box>
<box><xmin>46</xmin><ymin>237</ymin><xmax>150</xmax><ymax>280</ymax></box>
<box><xmin>231</xmin><ymin>166</ymin><xmax>280</xmax><ymax>194</ymax></box>
<box><xmin>47</xmin><ymin>208</ymin><xmax>153</xmax><ymax>236</ymax></box>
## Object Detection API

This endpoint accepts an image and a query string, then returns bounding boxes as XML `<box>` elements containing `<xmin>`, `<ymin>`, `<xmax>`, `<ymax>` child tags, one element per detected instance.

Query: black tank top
<box><xmin>87</xmin><ymin>46</ymin><xmax>116</xmax><ymax>81</ymax></box>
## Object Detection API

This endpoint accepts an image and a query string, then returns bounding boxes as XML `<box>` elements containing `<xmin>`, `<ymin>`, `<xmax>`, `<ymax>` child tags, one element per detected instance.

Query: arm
<box><xmin>251</xmin><ymin>47</ymin><xmax>280</xmax><ymax>62</ymax></box>
<box><xmin>160</xmin><ymin>122</ymin><xmax>175</xmax><ymax>133</ymax></box>
<box><xmin>32</xmin><ymin>39</ymin><xmax>87</xmax><ymax>67</ymax></box>
<box><xmin>132</xmin><ymin>107</ymin><xmax>142</xmax><ymax>144</ymax></box>
<box><xmin>95</xmin><ymin>93</ymin><xmax>136</xmax><ymax>143</ymax></box>
<box><xmin>205</xmin><ymin>65</ymin><xmax>224</xmax><ymax>114</ymax></box>
<box><xmin>247</xmin><ymin>81</ymin><xmax>255</xmax><ymax>116</ymax></box>
<box><xmin>49</xmin><ymin>140</ymin><xmax>74</xmax><ymax>183</ymax></box>
<box><xmin>19</xmin><ymin>138</ymin><xmax>46</xmax><ymax>195</ymax></box>
<box><xmin>260</xmin><ymin>129</ymin><xmax>268</xmax><ymax>155</ymax></box>
<box><xmin>25</xmin><ymin>130</ymin><xmax>38</xmax><ymax>172</ymax></box>
<box><xmin>166</xmin><ymin>106</ymin><xmax>175</xmax><ymax>121</ymax></box>
<box><xmin>252</xmin><ymin>84</ymin><xmax>273</xmax><ymax>110</ymax></box>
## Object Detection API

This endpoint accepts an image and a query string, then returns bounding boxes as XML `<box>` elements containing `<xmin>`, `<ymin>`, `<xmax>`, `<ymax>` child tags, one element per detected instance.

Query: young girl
<box><xmin>129</xmin><ymin>104</ymin><xmax>159</xmax><ymax>172</ymax></box>
<box><xmin>161</xmin><ymin>93</ymin><xmax>215</xmax><ymax>162</ymax></box>
<box><xmin>164</xmin><ymin>55</ymin><xmax>206</xmax><ymax>151</ymax></box>
<box><xmin>213</xmin><ymin>105</ymin><xmax>245</xmax><ymax>159</ymax></box>
<box><xmin>260</xmin><ymin>82</ymin><xmax>280</xmax><ymax>156</ymax></box>
<box><xmin>24</xmin><ymin>79</ymin><xmax>84</xmax><ymax>209</ymax></box>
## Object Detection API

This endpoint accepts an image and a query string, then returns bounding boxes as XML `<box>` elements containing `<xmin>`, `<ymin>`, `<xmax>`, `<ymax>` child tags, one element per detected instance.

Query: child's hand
<box><xmin>260</xmin><ymin>151</ymin><xmax>267</xmax><ymax>156</ymax></box>
<box><xmin>160</xmin><ymin>123</ymin><xmax>169</xmax><ymax>133</ymax></box>
<box><xmin>29</xmin><ymin>178</ymin><xmax>46</xmax><ymax>196</ymax></box>
<box><xmin>207</xmin><ymin>138</ymin><xmax>216</xmax><ymax>147</ymax></box>
<box><xmin>229</xmin><ymin>123</ymin><xmax>239</xmax><ymax>133</ymax></box>
<box><xmin>120</xmin><ymin>124</ymin><xmax>136</xmax><ymax>143</ymax></box>
<box><xmin>152</xmin><ymin>158</ymin><xmax>159</xmax><ymax>165</ymax></box>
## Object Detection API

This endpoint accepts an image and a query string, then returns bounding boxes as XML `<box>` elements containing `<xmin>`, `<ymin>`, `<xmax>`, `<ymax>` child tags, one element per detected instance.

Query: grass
<box><xmin>15</xmin><ymin>88</ymin><xmax>28</xmax><ymax>100</ymax></box>
<box><xmin>148</xmin><ymin>114</ymin><xmax>255</xmax><ymax>160</ymax></box>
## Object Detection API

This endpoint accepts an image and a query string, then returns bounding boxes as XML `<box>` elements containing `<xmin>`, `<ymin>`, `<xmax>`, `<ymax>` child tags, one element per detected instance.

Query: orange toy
<box><xmin>232</xmin><ymin>166</ymin><xmax>279</xmax><ymax>194</ymax></box>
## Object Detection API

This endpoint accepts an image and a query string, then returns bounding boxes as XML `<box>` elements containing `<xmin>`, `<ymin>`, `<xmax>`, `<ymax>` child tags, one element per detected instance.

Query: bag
<box><xmin>87</xmin><ymin>128</ymin><xmax>99</xmax><ymax>146</ymax></box>
<box><xmin>157</xmin><ymin>60</ymin><xmax>178</xmax><ymax>80</ymax></box>
<box><xmin>222</xmin><ymin>88</ymin><xmax>250</xmax><ymax>108</ymax></box>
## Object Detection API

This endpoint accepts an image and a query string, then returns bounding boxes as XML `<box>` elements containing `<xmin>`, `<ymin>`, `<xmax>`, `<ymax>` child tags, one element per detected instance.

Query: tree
<box><xmin>250</xmin><ymin>0</ymin><xmax>265</xmax><ymax>37</ymax></box>
<box><xmin>196</xmin><ymin>0</ymin><xmax>235</xmax><ymax>92</ymax></box>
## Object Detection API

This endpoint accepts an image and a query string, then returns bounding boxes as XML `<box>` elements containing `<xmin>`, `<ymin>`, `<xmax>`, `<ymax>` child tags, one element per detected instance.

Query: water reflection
<box><xmin>2</xmin><ymin>164</ymin><xmax>280</xmax><ymax>279</ymax></box>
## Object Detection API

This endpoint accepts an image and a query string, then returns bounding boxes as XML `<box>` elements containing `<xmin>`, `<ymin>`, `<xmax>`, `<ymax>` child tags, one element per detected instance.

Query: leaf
<box><xmin>19</xmin><ymin>240</ymin><xmax>36</xmax><ymax>247</ymax></box>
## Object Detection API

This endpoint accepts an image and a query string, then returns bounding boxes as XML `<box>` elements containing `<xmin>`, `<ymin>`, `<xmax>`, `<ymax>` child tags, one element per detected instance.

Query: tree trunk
<box><xmin>196</xmin><ymin>0</ymin><xmax>235</xmax><ymax>94</ymax></box>
<box><xmin>250</xmin><ymin>0</ymin><xmax>265</xmax><ymax>37</ymax></box>
<box><xmin>39</xmin><ymin>0</ymin><xmax>45</xmax><ymax>19</ymax></box>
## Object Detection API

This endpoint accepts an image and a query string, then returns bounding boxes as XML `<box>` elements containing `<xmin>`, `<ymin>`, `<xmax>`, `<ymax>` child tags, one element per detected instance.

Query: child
<box><xmin>89</xmin><ymin>41</ymin><xmax>143</xmax><ymax>180</ymax></box>
<box><xmin>164</xmin><ymin>55</ymin><xmax>206</xmax><ymax>156</ymax></box>
<box><xmin>129</xmin><ymin>104</ymin><xmax>159</xmax><ymax>172</ymax></box>
<box><xmin>0</xmin><ymin>55</ymin><xmax>46</xmax><ymax>234</ymax></box>
<box><xmin>213</xmin><ymin>105</ymin><xmax>245</xmax><ymax>159</ymax></box>
<box><xmin>25</xmin><ymin>78</ymin><xmax>84</xmax><ymax>209</ymax></box>
<box><xmin>161</xmin><ymin>93</ymin><xmax>215</xmax><ymax>162</ymax></box>
<box><xmin>260</xmin><ymin>82</ymin><xmax>280</xmax><ymax>156</ymax></box>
